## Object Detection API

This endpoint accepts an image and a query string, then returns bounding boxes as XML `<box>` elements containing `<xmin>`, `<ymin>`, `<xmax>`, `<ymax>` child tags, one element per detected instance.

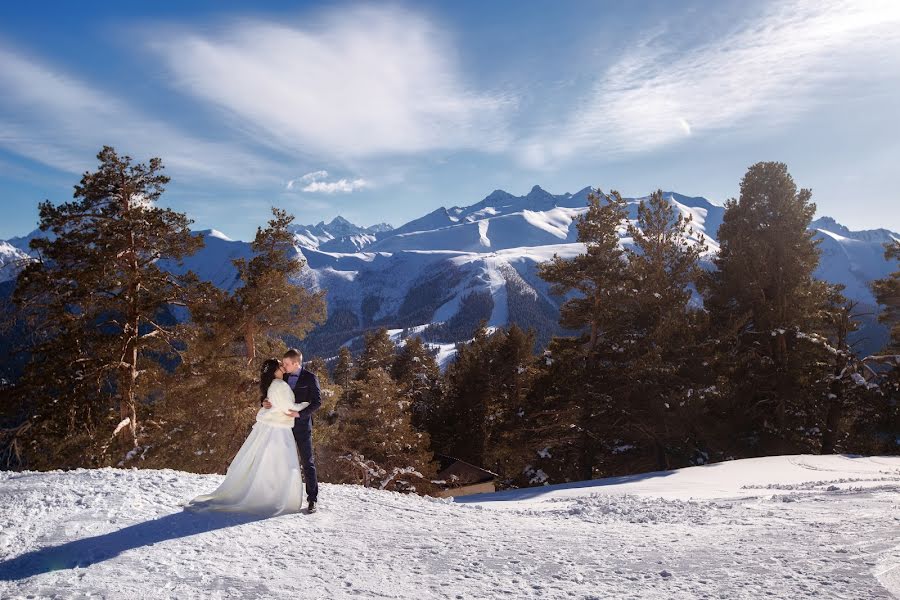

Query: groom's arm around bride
<box><xmin>287</xmin><ymin>368</ymin><xmax>322</xmax><ymax>426</ymax></box>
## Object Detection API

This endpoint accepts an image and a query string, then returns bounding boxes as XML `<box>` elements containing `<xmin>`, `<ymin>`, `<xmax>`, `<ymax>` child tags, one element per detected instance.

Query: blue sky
<box><xmin>1</xmin><ymin>0</ymin><xmax>898</xmax><ymax>240</ymax></box>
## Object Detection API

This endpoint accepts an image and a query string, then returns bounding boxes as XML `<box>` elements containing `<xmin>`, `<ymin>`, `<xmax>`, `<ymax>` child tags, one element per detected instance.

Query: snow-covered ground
<box><xmin>1</xmin><ymin>454</ymin><xmax>898</xmax><ymax>599</ymax></box>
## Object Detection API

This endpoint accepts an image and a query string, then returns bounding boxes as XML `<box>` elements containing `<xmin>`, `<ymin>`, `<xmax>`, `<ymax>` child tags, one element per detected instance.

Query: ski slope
<box><xmin>1</xmin><ymin>454</ymin><xmax>898</xmax><ymax>599</ymax></box>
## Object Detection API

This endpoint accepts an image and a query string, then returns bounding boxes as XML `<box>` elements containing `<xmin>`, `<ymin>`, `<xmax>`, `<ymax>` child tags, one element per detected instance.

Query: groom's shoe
<box><xmin>307</xmin><ymin>500</ymin><xmax>318</xmax><ymax>514</ymax></box>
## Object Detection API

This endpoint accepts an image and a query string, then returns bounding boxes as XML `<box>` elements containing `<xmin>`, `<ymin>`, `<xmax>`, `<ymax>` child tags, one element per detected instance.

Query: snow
<box><xmin>205</xmin><ymin>229</ymin><xmax>233</xmax><ymax>242</ymax></box>
<box><xmin>1</xmin><ymin>454</ymin><xmax>898</xmax><ymax>599</ymax></box>
<box><xmin>0</xmin><ymin>240</ymin><xmax>30</xmax><ymax>281</ymax></box>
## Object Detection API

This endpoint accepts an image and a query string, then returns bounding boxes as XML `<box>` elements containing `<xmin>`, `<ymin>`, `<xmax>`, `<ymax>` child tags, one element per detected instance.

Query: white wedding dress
<box><xmin>185</xmin><ymin>379</ymin><xmax>309</xmax><ymax>516</ymax></box>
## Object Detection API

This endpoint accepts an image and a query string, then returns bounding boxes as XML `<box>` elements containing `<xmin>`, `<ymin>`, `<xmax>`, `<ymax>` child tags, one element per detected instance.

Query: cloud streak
<box><xmin>147</xmin><ymin>5</ymin><xmax>514</xmax><ymax>161</ymax></box>
<box><xmin>0</xmin><ymin>45</ymin><xmax>284</xmax><ymax>187</ymax></box>
<box><xmin>518</xmin><ymin>0</ymin><xmax>900</xmax><ymax>168</ymax></box>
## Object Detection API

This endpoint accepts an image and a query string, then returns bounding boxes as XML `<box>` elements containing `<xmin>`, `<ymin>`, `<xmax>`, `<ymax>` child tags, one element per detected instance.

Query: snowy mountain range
<box><xmin>1</xmin><ymin>185</ymin><xmax>897</xmax><ymax>363</ymax></box>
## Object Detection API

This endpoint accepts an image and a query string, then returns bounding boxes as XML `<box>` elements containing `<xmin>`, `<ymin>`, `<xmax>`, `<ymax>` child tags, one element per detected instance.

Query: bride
<box><xmin>185</xmin><ymin>358</ymin><xmax>309</xmax><ymax>516</ymax></box>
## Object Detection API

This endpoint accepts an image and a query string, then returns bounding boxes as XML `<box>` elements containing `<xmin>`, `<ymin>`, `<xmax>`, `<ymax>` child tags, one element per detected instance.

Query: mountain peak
<box><xmin>810</xmin><ymin>216</ymin><xmax>898</xmax><ymax>244</ymax></box>
<box><xmin>328</xmin><ymin>216</ymin><xmax>354</xmax><ymax>227</ymax></box>
<box><xmin>366</xmin><ymin>222</ymin><xmax>394</xmax><ymax>233</ymax></box>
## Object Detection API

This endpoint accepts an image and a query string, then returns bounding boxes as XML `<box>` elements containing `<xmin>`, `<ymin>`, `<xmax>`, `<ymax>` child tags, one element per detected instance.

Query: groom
<box><xmin>262</xmin><ymin>348</ymin><xmax>321</xmax><ymax>513</ymax></box>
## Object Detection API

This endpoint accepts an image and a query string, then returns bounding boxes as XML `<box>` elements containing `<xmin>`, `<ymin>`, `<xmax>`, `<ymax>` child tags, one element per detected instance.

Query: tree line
<box><xmin>0</xmin><ymin>149</ymin><xmax>897</xmax><ymax>494</ymax></box>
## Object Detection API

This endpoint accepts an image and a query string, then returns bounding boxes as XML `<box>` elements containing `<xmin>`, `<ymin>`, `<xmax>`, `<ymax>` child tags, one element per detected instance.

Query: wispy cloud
<box><xmin>0</xmin><ymin>45</ymin><xmax>284</xmax><ymax>186</ymax></box>
<box><xmin>286</xmin><ymin>170</ymin><xmax>368</xmax><ymax>193</ymax></box>
<box><xmin>518</xmin><ymin>0</ymin><xmax>900</xmax><ymax>168</ymax></box>
<box><xmin>146</xmin><ymin>5</ymin><xmax>514</xmax><ymax>161</ymax></box>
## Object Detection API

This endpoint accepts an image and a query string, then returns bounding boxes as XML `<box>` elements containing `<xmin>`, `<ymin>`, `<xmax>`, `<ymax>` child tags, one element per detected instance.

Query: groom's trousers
<box><xmin>292</xmin><ymin>428</ymin><xmax>319</xmax><ymax>502</ymax></box>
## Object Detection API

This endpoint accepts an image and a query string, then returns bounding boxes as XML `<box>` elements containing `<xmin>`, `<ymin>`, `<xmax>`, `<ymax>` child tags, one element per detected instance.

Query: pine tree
<box><xmin>355</xmin><ymin>327</ymin><xmax>395</xmax><ymax>380</ymax></box>
<box><xmin>482</xmin><ymin>324</ymin><xmax>537</xmax><ymax>480</ymax></box>
<box><xmin>334</xmin><ymin>367</ymin><xmax>437</xmax><ymax>492</ymax></box>
<box><xmin>538</xmin><ymin>189</ymin><xmax>629</xmax><ymax>351</ymax></box>
<box><xmin>700</xmin><ymin>162</ymin><xmax>837</xmax><ymax>453</ymax></box>
<box><xmin>141</xmin><ymin>208</ymin><xmax>327</xmax><ymax>473</ymax></box>
<box><xmin>332</xmin><ymin>346</ymin><xmax>355</xmax><ymax>387</ymax></box>
<box><xmin>872</xmin><ymin>240</ymin><xmax>900</xmax><ymax>353</ymax></box>
<box><xmin>438</xmin><ymin>322</ymin><xmax>494</xmax><ymax>465</ymax></box>
<box><xmin>390</xmin><ymin>335</ymin><xmax>442</xmax><ymax>432</ymax></box>
<box><xmin>618</xmin><ymin>190</ymin><xmax>709</xmax><ymax>471</ymax></box>
<box><xmin>11</xmin><ymin>146</ymin><xmax>203</xmax><ymax>465</ymax></box>
<box><xmin>532</xmin><ymin>189</ymin><xmax>631</xmax><ymax>480</ymax></box>
<box><xmin>305</xmin><ymin>356</ymin><xmax>330</xmax><ymax>385</ymax></box>
<box><xmin>869</xmin><ymin>240</ymin><xmax>900</xmax><ymax>451</ymax></box>
<box><xmin>436</xmin><ymin>323</ymin><xmax>539</xmax><ymax>483</ymax></box>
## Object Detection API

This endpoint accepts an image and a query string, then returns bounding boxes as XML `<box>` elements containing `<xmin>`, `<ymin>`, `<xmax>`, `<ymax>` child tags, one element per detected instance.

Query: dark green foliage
<box><xmin>435</xmin><ymin>322</ymin><xmax>537</xmax><ymax>482</ymax></box>
<box><xmin>327</xmin><ymin>360</ymin><xmax>436</xmax><ymax>493</ymax></box>
<box><xmin>8</xmin><ymin>146</ymin><xmax>203</xmax><ymax>466</ymax></box>
<box><xmin>699</xmin><ymin>162</ymin><xmax>852</xmax><ymax>454</ymax></box>
<box><xmin>141</xmin><ymin>207</ymin><xmax>327</xmax><ymax>473</ymax></box>
<box><xmin>872</xmin><ymin>240</ymin><xmax>900</xmax><ymax>353</ymax></box>
<box><xmin>390</xmin><ymin>335</ymin><xmax>443</xmax><ymax>432</ymax></box>
<box><xmin>355</xmin><ymin>327</ymin><xmax>396</xmax><ymax>380</ymax></box>
<box><xmin>332</xmin><ymin>346</ymin><xmax>355</xmax><ymax>387</ymax></box>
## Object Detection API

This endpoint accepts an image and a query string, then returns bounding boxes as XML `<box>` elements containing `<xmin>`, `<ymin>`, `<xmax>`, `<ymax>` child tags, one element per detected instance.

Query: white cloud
<box><xmin>286</xmin><ymin>170</ymin><xmax>368</xmax><ymax>193</ymax></box>
<box><xmin>299</xmin><ymin>170</ymin><xmax>329</xmax><ymax>183</ymax></box>
<box><xmin>519</xmin><ymin>0</ymin><xmax>900</xmax><ymax>168</ymax></box>
<box><xmin>301</xmin><ymin>178</ymin><xmax>368</xmax><ymax>194</ymax></box>
<box><xmin>146</xmin><ymin>5</ymin><xmax>514</xmax><ymax>160</ymax></box>
<box><xmin>0</xmin><ymin>46</ymin><xmax>284</xmax><ymax>187</ymax></box>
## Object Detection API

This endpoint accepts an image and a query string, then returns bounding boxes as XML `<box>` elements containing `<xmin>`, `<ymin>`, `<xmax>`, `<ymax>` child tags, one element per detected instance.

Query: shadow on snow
<box><xmin>0</xmin><ymin>510</ymin><xmax>264</xmax><ymax>581</ymax></box>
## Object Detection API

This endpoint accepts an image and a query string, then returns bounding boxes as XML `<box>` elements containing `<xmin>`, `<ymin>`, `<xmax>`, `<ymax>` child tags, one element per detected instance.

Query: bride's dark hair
<box><xmin>259</xmin><ymin>358</ymin><xmax>280</xmax><ymax>400</ymax></box>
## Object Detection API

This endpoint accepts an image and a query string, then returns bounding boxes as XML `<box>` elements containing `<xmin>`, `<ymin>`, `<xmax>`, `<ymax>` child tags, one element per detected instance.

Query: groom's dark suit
<box><xmin>279</xmin><ymin>367</ymin><xmax>321</xmax><ymax>502</ymax></box>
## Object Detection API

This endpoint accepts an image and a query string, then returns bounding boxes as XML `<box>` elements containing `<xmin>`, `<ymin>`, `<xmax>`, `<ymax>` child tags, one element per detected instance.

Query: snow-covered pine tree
<box><xmin>10</xmin><ymin>146</ymin><xmax>203</xmax><ymax>466</ymax></box>
<box><xmin>334</xmin><ymin>367</ymin><xmax>437</xmax><ymax>493</ymax></box>
<box><xmin>390</xmin><ymin>335</ymin><xmax>443</xmax><ymax>433</ymax></box>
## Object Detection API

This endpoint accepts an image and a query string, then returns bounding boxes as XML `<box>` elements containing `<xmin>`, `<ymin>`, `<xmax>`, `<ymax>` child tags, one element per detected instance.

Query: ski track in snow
<box><xmin>1</xmin><ymin>455</ymin><xmax>899</xmax><ymax>599</ymax></box>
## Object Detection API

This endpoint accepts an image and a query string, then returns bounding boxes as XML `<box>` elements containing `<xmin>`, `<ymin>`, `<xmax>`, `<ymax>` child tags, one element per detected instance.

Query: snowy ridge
<box><xmin>0</xmin><ymin>241</ymin><xmax>28</xmax><ymax>282</ymax></box>
<box><xmin>1</xmin><ymin>186</ymin><xmax>896</xmax><ymax>362</ymax></box>
<box><xmin>0</xmin><ymin>454</ymin><xmax>898</xmax><ymax>598</ymax></box>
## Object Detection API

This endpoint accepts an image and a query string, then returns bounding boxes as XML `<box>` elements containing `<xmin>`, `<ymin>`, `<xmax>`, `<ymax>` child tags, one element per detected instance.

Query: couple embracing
<box><xmin>186</xmin><ymin>348</ymin><xmax>321</xmax><ymax>516</ymax></box>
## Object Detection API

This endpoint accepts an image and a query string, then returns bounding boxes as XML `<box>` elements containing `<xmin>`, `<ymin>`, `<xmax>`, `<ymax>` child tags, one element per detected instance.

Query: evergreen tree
<box><xmin>355</xmin><ymin>327</ymin><xmax>395</xmax><ymax>379</ymax></box>
<box><xmin>700</xmin><ymin>162</ymin><xmax>838</xmax><ymax>453</ymax></box>
<box><xmin>482</xmin><ymin>324</ymin><xmax>538</xmax><ymax>480</ymax></box>
<box><xmin>872</xmin><ymin>240</ymin><xmax>900</xmax><ymax>353</ymax></box>
<box><xmin>142</xmin><ymin>208</ymin><xmax>327</xmax><ymax>473</ymax></box>
<box><xmin>538</xmin><ymin>189</ymin><xmax>629</xmax><ymax>351</ymax></box>
<box><xmin>437</xmin><ymin>323</ymin><xmax>538</xmax><ymax>482</ymax></box>
<box><xmin>332</xmin><ymin>346</ymin><xmax>355</xmax><ymax>387</ymax></box>
<box><xmin>305</xmin><ymin>356</ymin><xmax>330</xmax><ymax>385</ymax></box>
<box><xmin>10</xmin><ymin>146</ymin><xmax>203</xmax><ymax>465</ymax></box>
<box><xmin>522</xmin><ymin>336</ymin><xmax>600</xmax><ymax>483</ymax></box>
<box><xmin>532</xmin><ymin>189</ymin><xmax>631</xmax><ymax>480</ymax></box>
<box><xmin>869</xmin><ymin>240</ymin><xmax>900</xmax><ymax>451</ymax></box>
<box><xmin>618</xmin><ymin>190</ymin><xmax>709</xmax><ymax>471</ymax></box>
<box><xmin>390</xmin><ymin>335</ymin><xmax>442</xmax><ymax>432</ymax></box>
<box><xmin>334</xmin><ymin>367</ymin><xmax>437</xmax><ymax>492</ymax></box>
<box><xmin>438</xmin><ymin>322</ymin><xmax>494</xmax><ymax>465</ymax></box>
